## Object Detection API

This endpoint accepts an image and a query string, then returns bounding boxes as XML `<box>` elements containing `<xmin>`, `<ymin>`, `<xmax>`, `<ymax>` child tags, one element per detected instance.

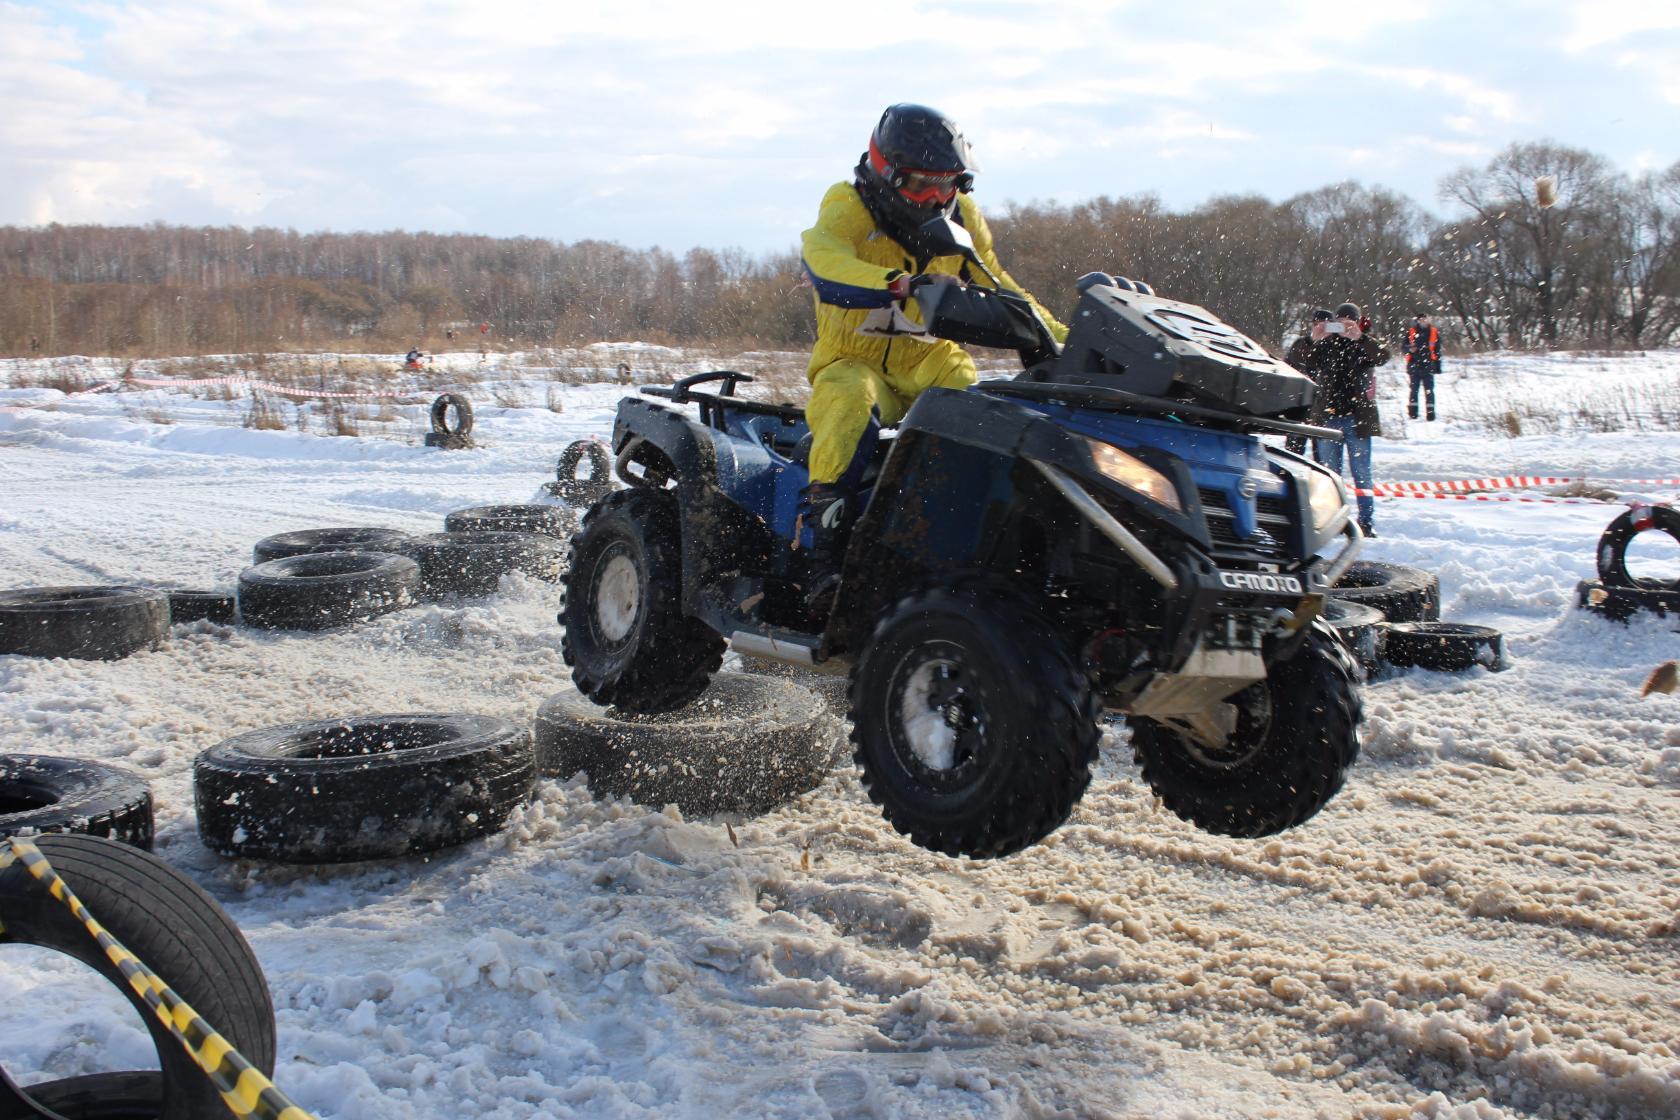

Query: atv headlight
<box><xmin>1305</xmin><ymin>466</ymin><xmax>1349</xmax><ymax>534</ymax></box>
<box><xmin>1086</xmin><ymin>439</ymin><xmax>1181</xmax><ymax>513</ymax></box>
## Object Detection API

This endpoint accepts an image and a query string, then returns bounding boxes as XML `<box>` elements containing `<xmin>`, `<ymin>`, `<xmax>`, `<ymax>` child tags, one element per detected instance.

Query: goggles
<box><xmin>869</xmin><ymin>138</ymin><xmax>973</xmax><ymax>206</ymax></box>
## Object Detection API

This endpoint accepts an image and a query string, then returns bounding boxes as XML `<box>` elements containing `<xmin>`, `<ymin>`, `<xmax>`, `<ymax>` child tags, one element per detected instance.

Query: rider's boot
<box><xmin>799</xmin><ymin>482</ymin><xmax>856</xmax><ymax>614</ymax></box>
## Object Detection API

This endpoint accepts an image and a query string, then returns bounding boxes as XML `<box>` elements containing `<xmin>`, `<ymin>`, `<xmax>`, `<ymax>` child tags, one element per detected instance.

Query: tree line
<box><xmin>2</xmin><ymin>141</ymin><xmax>1676</xmax><ymax>359</ymax></box>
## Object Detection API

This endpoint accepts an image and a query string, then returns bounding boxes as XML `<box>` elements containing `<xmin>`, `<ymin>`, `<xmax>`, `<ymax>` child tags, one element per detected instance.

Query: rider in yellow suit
<box><xmin>798</xmin><ymin>103</ymin><xmax>1067</xmax><ymax>604</ymax></box>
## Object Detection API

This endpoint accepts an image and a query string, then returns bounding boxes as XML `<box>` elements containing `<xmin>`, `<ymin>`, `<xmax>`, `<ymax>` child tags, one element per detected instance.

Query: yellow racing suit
<box><xmin>800</xmin><ymin>183</ymin><xmax>1069</xmax><ymax>484</ymax></box>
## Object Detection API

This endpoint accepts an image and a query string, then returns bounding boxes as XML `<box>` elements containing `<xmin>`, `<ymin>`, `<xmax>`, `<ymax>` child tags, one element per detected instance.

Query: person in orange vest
<box><xmin>1404</xmin><ymin>312</ymin><xmax>1442</xmax><ymax>421</ymax></box>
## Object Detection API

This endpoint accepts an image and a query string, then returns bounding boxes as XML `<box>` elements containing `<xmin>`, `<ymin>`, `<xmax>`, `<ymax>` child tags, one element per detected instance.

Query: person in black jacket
<box><xmin>1295</xmin><ymin>302</ymin><xmax>1390</xmax><ymax>537</ymax></box>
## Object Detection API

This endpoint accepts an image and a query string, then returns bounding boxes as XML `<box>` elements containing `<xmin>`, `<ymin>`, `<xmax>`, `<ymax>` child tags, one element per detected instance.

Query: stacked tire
<box><xmin>1580</xmin><ymin>506</ymin><xmax>1680</xmax><ymax>622</ymax></box>
<box><xmin>1329</xmin><ymin>562</ymin><xmax>1507</xmax><ymax>674</ymax></box>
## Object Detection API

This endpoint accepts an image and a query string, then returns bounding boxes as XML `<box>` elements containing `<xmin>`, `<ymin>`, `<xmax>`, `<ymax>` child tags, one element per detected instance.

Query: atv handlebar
<box><xmin>646</xmin><ymin>369</ymin><xmax>755</xmax><ymax>403</ymax></box>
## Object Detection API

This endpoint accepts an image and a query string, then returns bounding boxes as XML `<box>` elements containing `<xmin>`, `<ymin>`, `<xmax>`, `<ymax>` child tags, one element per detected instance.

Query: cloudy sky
<box><xmin>3</xmin><ymin>0</ymin><xmax>1677</xmax><ymax>255</ymax></box>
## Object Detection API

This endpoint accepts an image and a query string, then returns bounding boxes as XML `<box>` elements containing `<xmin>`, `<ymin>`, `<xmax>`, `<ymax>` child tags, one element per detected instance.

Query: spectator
<box><xmin>404</xmin><ymin>347</ymin><xmax>425</xmax><ymax>370</ymax></box>
<box><xmin>1403</xmin><ymin>312</ymin><xmax>1442</xmax><ymax>421</ymax></box>
<box><xmin>446</xmin><ymin>328</ymin><xmax>456</xmax><ymax>342</ymax></box>
<box><xmin>1296</xmin><ymin>301</ymin><xmax>1389</xmax><ymax>537</ymax></box>
<box><xmin>1282</xmin><ymin>308</ymin><xmax>1334</xmax><ymax>454</ymax></box>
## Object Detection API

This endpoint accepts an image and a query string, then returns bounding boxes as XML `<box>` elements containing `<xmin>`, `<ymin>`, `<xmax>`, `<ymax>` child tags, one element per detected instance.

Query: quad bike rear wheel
<box><xmin>1130</xmin><ymin>621</ymin><xmax>1362</xmax><ymax>838</ymax></box>
<box><xmin>850</xmin><ymin>581</ymin><xmax>1100</xmax><ymax>859</ymax></box>
<box><xmin>560</xmin><ymin>489</ymin><xmax>723</xmax><ymax>713</ymax></box>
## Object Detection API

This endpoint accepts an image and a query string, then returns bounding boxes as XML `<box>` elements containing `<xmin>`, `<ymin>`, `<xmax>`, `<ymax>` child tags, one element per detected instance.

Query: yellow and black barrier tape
<box><xmin>0</xmin><ymin>838</ymin><xmax>317</xmax><ymax>1120</ymax></box>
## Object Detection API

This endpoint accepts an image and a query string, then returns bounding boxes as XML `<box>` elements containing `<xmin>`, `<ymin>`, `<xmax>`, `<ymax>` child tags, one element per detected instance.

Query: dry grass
<box><xmin>547</xmin><ymin>386</ymin><xmax>567</xmax><ymax>413</ymax></box>
<box><xmin>491</xmin><ymin>384</ymin><xmax>529</xmax><ymax>409</ymax></box>
<box><xmin>242</xmin><ymin>392</ymin><xmax>286</xmax><ymax>431</ymax></box>
<box><xmin>1458</xmin><ymin>380</ymin><xmax>1680</xmax><ymax>438</ymax></box>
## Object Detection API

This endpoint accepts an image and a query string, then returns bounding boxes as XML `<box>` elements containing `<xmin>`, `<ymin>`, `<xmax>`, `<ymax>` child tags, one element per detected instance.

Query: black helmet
<box><xmin>855</xmin><ymin>104</ymin><xmax>976</xmax><ymax>256</ymax></box>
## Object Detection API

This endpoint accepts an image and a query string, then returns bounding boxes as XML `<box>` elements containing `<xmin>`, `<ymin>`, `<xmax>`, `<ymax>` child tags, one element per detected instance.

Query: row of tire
<box><xmin>0</xmin><ymin>671</ymin><xmax>841</xmax><ymax>865</ymax></box>
<box><xmin>1322</xmin><ymin>561</ymin><xmax>1509</xmax><ymax>675</ymax></box>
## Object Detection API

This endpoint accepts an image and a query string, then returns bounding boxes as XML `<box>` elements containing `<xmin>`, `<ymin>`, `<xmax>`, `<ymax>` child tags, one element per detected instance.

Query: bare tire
<box><xmin>251</xmin><ymin>527</ymin><xmax>410</xmax><ymax>565</ymax></box>
<box><xmin>1323</xmin><ymin>599</ymin><xmax>1386</xmax><ymax>677</ymax></box>
<box><xmin>0</xmin><ymin>834</ymin><xmax>276</xmax><ymax>1119</ymax></box>
<box><xmin>534</xmin><ymin>673</ymin><xmax>842</xmax><ymax>816</ymax></box>
<box><xmin>194</xmin><ymin>713</ymin><xmax>535</xmax><ymax>863</ymax></box>
<box><xmin>444</xmin><ymin>504</ymin><xmax>575</xmax><ymax>539</ymax></box>
<box><xmin>555</xmin><ymin>441</ymin><xmax>614</xmax><ymax>506</ymax></box>
<box><xmin>10</xmin><ymin>1071</ymin><xmax>162</xmax><ymax>1118</ymax></box>
<box><xmin>1577</xmin><ymin>577</ymin><xmax>1679</xmax><ymax>621</ymax></box>
<box><xmin>850</xmin><ymin>581</ymin><xmax>1100</xmax><ymax>860</ymax></box>
<box><xmin>1130</xmin><ymin>622</ymin><xmax>1362</xmax><ymax>838</ymax></box>
<box><xmin>0</xmin><ymin>755</ymin><xmax>153</xmax><ymax>850</ymax></box>
<box><xmin>236</xmin><ymin>551</ymin><xmax>418</xmax><ymax>631</ymax></box>
<box><xmin>165</xmin><ymin>590</ymin><xmax>236</xmax><ymax>625</ymax></box>
<box><xmin>389</xmin><ymin>532</ymin><xmax>567</xmax><ymax>599</ymax></box>
<box><xmin>0</xmin><ymin>587</ymin><xmax>170</xmax><ymax>661</ymax></box>
<box><xmin>560</xmin><ymin>489</ymin><xmax>723</xmax><ymax>713</ymax></box>
<box><xmin>1383</xmin><ymin>621</ymin><xmax>1507</xmax><ymax>672</ymax></box>
<box><xmin>429</xmin><ymin>392</ymin><xmax>474</xmax><ymax>436</ymax></box>
<box><xmin>1330</xmin><ymin>561</ymin><xmax>1440</xmax><ymax>623</ymax></box>
<box><xmin>1596</xmin><ymin>505</ymin><xmax>1680</xmax><ymax>592</ymax></box>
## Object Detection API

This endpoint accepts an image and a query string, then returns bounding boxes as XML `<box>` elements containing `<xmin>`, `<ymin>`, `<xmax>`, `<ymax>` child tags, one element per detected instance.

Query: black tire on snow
<box><xmin>850</xmin><ymin>581</ymin><xmax>1101</xmax><ymax>860</ymax></box>
<box><xmin>1130</xmin><ymin>621</ymin><xmax>1362</xmax><ymax>839</ymax></box>
<box><xmin>1323</xmin><ymin>599</ymin><xmax>1387</xmax><ymax>677</ymax></box>
<box><xmin>444</xmin><ymin>503</ymin><xmax>576</xmax><ymax>540</ymax></box>
<box><xmin>0</xmin><ymin>834</ymin><xmax>276</xmax><ymax>1118</ymax></box>
<box><xmin>554</xmin><ymin>441</ymin><xmax>614</xmax><ymax>506</ymax></box>
<box><xmin>1596</xmin><ymin>505</ymin><xmax>1680</xmax><ymax>593</ymax></box>
<box><xmin>534</xmin><ymin>672</ymin><xmax>843</xmax><ymax>816</ymax></box>
<box><xmin>736</xmin><ymin>656</ymin><xmax>851</xmax><ymax>713</ymax></box>
<box><xmin>1576</xmin><ymin>577</ymin><xmax>1680</xmax><ymax>621</ymax></box>
<box><xmin>0</xmin><ymin>587</ymin><xmax>170</xmax><ymax>661</ymax></box>
<box><xmin>560</xmin><ymin>488</ymin><xmax>724</xmax><ymax>714</ymax></box>
<box><xmin>166</xmin><ymin>589</ymin><xmax>237</xmax><ymax>625</ymax></box>
<box><xmin>251</xmin><ymin>527</ymin><xmax>411</xmax><ymax>565</ymax></box>
<box><xmin>1330</xmin><ymin>561</ymin><xmax>1440</xmax><ymax>623</ymax></box>
<box><xmin>1382</xmin><ymin>621</ymin><xmax>1508</xmax><ymax>672</ymax></box>
<box><xmin>194</xmin><ymin>713</ymin><xmax>536</xmax><ymax>864</ymax></box>
<box><xmin>0</xmin><ymin>755</ymin><xmax>154</xmax><ymax>850</ymax></box>
<box><xmin>429</xmin><ymin>392</ymin><xmax>474</xmax><ymax>436</ymax></box>
<box><xmin>236</xmin><ymin>551</ymin><xmax>418</xmax><ymax>631</ymax></box>
<box><xmin>11</xmin><ymin>1071</ymin><xmax>163</xmax><ymax>1119</ymax></box>
<box><xmin>390</xmin><ymin>531</ymin><xmax>567</xmax><ymax>599</ymax></box>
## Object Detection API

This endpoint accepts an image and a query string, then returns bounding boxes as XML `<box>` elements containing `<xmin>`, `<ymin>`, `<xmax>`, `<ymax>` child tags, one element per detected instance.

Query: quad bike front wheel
<box><xmin>560</xmin><ymin>488</ymin><xmax>723</xmax><ymax>713</ymax></box>
<box><xmin>850</xmin><ymin>581</ymin><xmax>1100</xmax><ymax>859</ymax></box>
<box><xmin>1129</xmin><ymin>621</ymin><xmax>1362</xmax><ymax>838</ymax></box>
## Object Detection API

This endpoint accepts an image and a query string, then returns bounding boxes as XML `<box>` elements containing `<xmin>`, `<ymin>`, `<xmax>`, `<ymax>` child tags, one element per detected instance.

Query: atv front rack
<box><xmin>981</xmin><ymin>380</ymin><xmax>1341</xmax><ymax>444</ymax></box>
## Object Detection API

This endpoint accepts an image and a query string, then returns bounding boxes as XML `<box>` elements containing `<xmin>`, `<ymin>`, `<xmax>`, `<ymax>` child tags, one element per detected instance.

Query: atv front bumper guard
<box><xmin>1028</xmin><ymin>460</ymin><xmax>1364</xmax><ymax>624</ymax></box>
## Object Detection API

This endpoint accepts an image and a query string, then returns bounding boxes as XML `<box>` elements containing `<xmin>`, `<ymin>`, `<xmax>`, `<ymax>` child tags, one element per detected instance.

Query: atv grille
<box><xmin>1199</xmin><ymin>488</ymin><xmax>1294</xmax><ymax>560</ymax></box>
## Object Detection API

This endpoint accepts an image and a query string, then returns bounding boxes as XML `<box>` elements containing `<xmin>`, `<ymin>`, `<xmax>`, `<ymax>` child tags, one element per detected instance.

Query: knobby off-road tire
<box><xmin>444</xmin><ymin>504</ymin><xmax>575</xmax><ymax>540</ymax></box>
<box><xmin>0</xmin><ymin>834</ymin><xmax>276</xmax><ymax>1119</ymax></box>
<box><xmin>1383</xmin><ymin>621</ymin><xmax>1508</xmax><ymax>672</ymax></box>
<box><xmin>1596</xmin><ymin>505</ymin><xmax>1680</xmax><ymax>593</ymax></box>
<box><xmin>194</xmin><ymin>713</ymin><xmax>535</xmax><ymax>863</ymax></box>
<box><xmin>237</xmin><ymin>552</ymin><xmax>418</xmax><ymax>631</ymax></box>
<box><xmin>0</xmin><ymin>587</ymin><xmax>170</xmax><ymax>661</ymax></box>
<box><xmin>389</xmin><ymin>532</ymin><xmax>567</xmax><ymax>599</ymax></box>
<box><xmin>1323</xmin><ymin>599</ymin><xmax>1387</xmax><ymax>678</ymax></box>
<box><xmin>1131</xmin><ymin>622</ymin><xmax>1361</xmax><ymax>838</ymax></box>
<box><xmin>1330</xmin><ymin>561</ymin><xmax>1440</xmax><ymax>623</ymax></box>
<box><xmin>850</xmin><ymin>581</ymin><xmax>1101</xmax><ymax>860</ymax></box>
<box><xmin>0</xmin><ymin>756</ymin><xmax>153</xmax><ymax>851</ymax></box>
<box><xmin>560</xmin><ymin>489</ymin><xmax>724</xmax><ymax>714</ymax></box>
<box><xmin>534</xmin><ymin>672</ymin><xmax>843</xmax><ymax>816</ymax></box>
<box><xmin>250</xmin><ymin>527</ymin><xmax>411</xmax><ymax>565</ymax></box>
<box><xmin>554</xmin><ymin>441</ymin><xmax>614</xmax><ymax>506</ymax></box>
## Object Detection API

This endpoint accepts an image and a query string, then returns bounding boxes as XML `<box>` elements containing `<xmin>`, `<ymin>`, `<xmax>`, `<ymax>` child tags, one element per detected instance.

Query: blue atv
<box><xmin>561</xmin><ymin>218</ymin><xmax>1365</xmax><ymax>860</ymax></box>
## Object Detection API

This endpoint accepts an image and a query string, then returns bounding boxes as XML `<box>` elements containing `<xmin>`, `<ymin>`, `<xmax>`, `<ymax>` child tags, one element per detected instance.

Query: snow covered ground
<box><xmin>0</xmin><ymin>346</ymin><xmax>1677</xmax><ymax>1119</ymax></box>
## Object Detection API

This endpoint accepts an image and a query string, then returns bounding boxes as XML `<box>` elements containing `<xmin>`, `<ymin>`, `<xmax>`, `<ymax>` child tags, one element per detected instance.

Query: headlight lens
<box><xmin>1086</xmin><ymin>439</ymin><xmax>1181</xmax><ymax>513</ymax></box>
<box><xmin>1305</xmin><ymin>466</ymin><xmax>1348</xmax><ymax>533</ymax></box>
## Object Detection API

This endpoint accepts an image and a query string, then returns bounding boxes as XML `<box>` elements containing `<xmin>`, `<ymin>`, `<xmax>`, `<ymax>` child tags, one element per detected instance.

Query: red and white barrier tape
<box><xmin>1353</xmin><ymin>489</ymin><xmax>1662</xmax><ymax>507</ymax></box>
<box><xmin>1366</xmin><ymin>475</ymin><xmax>1680</xmax><ymax>495</ymax></box>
